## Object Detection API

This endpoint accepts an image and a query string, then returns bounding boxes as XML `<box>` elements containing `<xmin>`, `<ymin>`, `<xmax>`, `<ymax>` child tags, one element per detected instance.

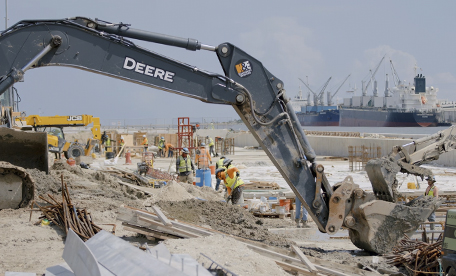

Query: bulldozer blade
<box><xmin>0</xmin><ymin>127</ymin><xmax>48</xmax><ymax>173</ymax></box>
<box><xmin>365</xmin><ymin>157</ymin><xmax>400</xmax><ymax>202</ymax></box>
<box><xmin>348</xmin><ymin>197</ymin><xmax>439</xmax><ymax>254</ymax></box>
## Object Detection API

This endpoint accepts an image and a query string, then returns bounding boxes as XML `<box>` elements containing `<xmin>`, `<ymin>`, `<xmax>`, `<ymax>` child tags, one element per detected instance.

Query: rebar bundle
<box><xmin>32</xmin><ymin>175</ymin><xmax>101</xmax><ymax>241</ymax></box>
<box><xmin>384</xmin><ymin>235</ymin><xmax>442</xmax><ymax>275</ymax></box>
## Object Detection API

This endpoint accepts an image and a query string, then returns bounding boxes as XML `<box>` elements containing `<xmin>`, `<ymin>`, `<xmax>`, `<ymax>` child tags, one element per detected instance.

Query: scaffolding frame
<box><xmin>215</xmin><ymin>137</ymin><xmax>235</xmax><ymax>155</ymax></box>
<box><xmin>348</xmin><ymin>145</ymin><xmax>381</xmax><ymax>171</ymax></box>
<box><xmin>176</xmin><ymin>117</ymin><xmax>195</xmax><ymax>153</ymax></box>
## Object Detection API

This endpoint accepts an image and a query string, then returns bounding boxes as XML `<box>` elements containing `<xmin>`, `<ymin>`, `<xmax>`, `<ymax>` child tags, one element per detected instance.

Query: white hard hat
<box><xmin>121</xmin><ymin>136</ymin><xmax>124</xmax><ymax>139</ymax></box>
<box><xmin>143</xmin><ymin>135</ymin><xmax>146</xmax><ymax>137</ymax></box>
<box><xmin>182</xmin><ymin>148</ymin><xmax>189</xmax><ymax>153</ymax></box>
<box><xmin>201</xmin><ymin>143</ymin><xmax>206</xmax><ymax>146</ymax></box>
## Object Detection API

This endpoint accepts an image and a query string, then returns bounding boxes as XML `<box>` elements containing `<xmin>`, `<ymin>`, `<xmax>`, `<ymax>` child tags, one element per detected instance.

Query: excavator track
<box><xmin>0</xmin><ymin>162</ymin><xmax>35</xmax><ymax>209</ymax></box>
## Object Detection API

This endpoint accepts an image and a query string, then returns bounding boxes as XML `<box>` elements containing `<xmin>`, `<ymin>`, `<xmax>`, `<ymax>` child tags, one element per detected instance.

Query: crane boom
<box><xmin>363</xmin><ymin>56</ymin><xmax>385</xmax><ymax>94</ymax></box>
<box><xmin>389</xmin><ymin>59</ymin><xmax>401</xmax><ymax>87</ymax></box>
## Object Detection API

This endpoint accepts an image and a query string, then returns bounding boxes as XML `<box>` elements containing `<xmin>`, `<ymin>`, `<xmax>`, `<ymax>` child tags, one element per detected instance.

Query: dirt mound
<box><xmin>164</xmin><ymin>235</ymin><xmax>288</xmax><ymax>276</ymax></box>
<box><xmin>156</xmin><ymin>199</ymin><xmax>289</xmax><ymax>246</ymax></box>
<box><xmin>144</xmin><ymin>181</ymin><xmax>223</xmax><ymax>206</ymax></box>
<box><xmin>26</xmin><ymin>168</ymin><xmax>62</xmax><ymax>195</ymax></box>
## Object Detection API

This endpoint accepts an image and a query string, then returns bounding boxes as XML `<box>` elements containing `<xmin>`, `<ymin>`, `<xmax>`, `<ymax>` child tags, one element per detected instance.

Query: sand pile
<box><xmin>144</xmin><ymin>181</ymin><xmax>223</xmax><ymax>205</ymax></box>
<box><xmin>156</xmin><ymin>199</ymin><xmax>289</xmax><ymax>246</ymax></box>
<box><xmin>164</xmin><ymin>235</ymin><xmax>288</xmax><ymax>276</ymax></box>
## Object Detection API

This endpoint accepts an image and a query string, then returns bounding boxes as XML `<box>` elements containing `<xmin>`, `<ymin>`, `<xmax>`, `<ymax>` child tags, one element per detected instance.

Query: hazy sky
<box><xmin>2</xmin><ymin>1</ymin><xmax>455</xmax><ymax>126</ymax></box>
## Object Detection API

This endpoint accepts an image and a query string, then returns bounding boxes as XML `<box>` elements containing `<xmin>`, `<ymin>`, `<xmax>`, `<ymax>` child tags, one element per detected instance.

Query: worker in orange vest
<box><xmin>195</xmin><ymin>143</ymin><xmax>212</xmax><ymax>169</ymax></box>
<box><xmin>140</xmin><ymin>135</ymin><xmax>148</xmax><ymax>152</ymax></box>
<box><xmin>215</xmin><ymin>166</ymin><xmax>244</xmax><ymax>204</ymax></box>
<box><xmin>165</xmin><ymin>143</ymin><xmax>175</xmax><ymax>158</ymax></box>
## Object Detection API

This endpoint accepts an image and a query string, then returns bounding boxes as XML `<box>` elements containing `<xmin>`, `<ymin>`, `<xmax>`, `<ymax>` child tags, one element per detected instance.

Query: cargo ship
<box><xmin>340</xmin><ymin>70</ymin><xmax>446</xmax><ymax>127</ymax></box>
<box><xmin>296</xmin><ymin>106</ymin><xmax>340</xmax><ymax>126</ymax></box>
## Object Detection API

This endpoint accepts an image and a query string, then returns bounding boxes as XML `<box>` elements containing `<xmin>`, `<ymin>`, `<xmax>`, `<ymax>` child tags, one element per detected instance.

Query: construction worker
<box><xmin>101</xmin><ymin>131</ymin><xmax>109</xmax><ymax>153</ymax></box>
<box><xmin>425</xmin><ymin>175</ymin><xmax>439</xmax><ymax>230</ymax></box>
<box><xmin>222</xmin><ymin>158</ymin><xmax>233</xmax><ymax>169</ymax></box>
<box><xmin>158</xmin><ymin>136</ymin><xmax>165</xmax><ymax>157</ymax></box>
<box><xmin>207</xmin><ymin>136</ymin><xmax>216</xmax><ymax>157</ymax></box>
<box><xmin>176</xmin><ymin>147</ymin><xmax>195</xmax><ymax>184</ymax></box>
<box><xmin>118</xmin><ymin>136</ymin><xmax>125</xmax><ymax>157</ymax></box>
<box><xmin>215</xmin><ymin>156</ymin><xmax>226</xmax><ymax>191</ymax></box>
<box><xmin>215</xmin><ymin>165</ymin><xmax>244</xmax><ymax>204</ymax></box>
<box><xmin>295</xmin><ymin>197</ymin><xmax>310</xmax><ymax>228</ymax></box>
<box><xmin>141</xmin><ymin>135</ymin><xmax>148</xmax><ymax>152</ymax></box>
<box><xmin>165</xmin><ymin>143</ymin><xmax>175</xmax><ymax>158</ymax></box>
<box><xmin>195</xmin><ymin>142</ymin><xmax>212</xmax><ymax>169</ymax></box>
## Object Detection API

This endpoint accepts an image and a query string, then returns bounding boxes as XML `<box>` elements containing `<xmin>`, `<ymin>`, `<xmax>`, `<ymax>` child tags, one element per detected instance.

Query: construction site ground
<box><xmin>0</xmin><ymin>146</ymin><xmax>450</xmax><ymax>275</ymax></box>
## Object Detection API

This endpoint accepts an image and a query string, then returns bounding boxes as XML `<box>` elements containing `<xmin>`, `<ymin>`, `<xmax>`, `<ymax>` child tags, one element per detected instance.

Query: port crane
<box><xmin>298</xmin><ymin>77</ymin><xmax>332</xmax><ymax>106</ymax></box>
<box><xmin>327</xmin><ymin>74</ymin><xmax>351</xmax><ymax>106</ymax></box>
<box><xmin>362</xmin><ymin>55</ymin><xmax>385</xmax><ymax>96</ymax></box>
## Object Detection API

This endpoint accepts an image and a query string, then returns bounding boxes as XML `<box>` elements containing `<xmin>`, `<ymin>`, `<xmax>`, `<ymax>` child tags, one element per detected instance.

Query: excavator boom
<box><xmin>0</xmin><ymin>17</ymin><xmax>438</xmax><ymax>253</ymax></box>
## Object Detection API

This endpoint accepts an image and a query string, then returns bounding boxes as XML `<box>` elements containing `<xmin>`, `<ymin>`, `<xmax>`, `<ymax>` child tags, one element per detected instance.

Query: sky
<box><xmin>2</xmin><ymin>1</ymin><xmax>455</xmax><ymax>126</ymax></box>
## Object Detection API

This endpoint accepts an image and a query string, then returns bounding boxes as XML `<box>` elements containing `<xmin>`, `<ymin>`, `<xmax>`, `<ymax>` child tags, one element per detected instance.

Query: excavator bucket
<box><xmin>0</xmin><ymin>127</ymin><xmax>48</xmax><ymax>173</ymax></box>
<box><xmin>348</xmin><ymin>197</ymin><xmax>439</xmax><ymax>254</ymax></box>
<box><xmin>365</xmin><ymin>157</ymin><xmax>401</xmax><ymax>202</ymax></box>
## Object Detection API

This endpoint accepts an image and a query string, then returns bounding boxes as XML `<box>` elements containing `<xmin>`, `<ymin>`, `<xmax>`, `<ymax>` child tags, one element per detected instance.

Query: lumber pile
<box><xmin>243</xmin><ymin>181</ymin><xmax>280</xmax><ymax>190</ymax></box>
<box><xmin>102</xmin><ymin>167</ymin><xmax>151</xmax><ymax>186</ymax></box>
<box><xmin>32</xmin><ymin>175</ymin><xmax>101</xmax><ymax>241</ymax></box>
<box><xmin>384</xmin><ymin>236</ymin><xmax>442</xmax><ymax>274</ymax></box>
<box><xmin>117</xmin><ymin>205</ymin><xmax>213</xmax><ymax>240</ymax></box>
<box><xmin>117</xmin><ymin>205</ymin><xmax>375</xmax><ymax>275</ymax></box>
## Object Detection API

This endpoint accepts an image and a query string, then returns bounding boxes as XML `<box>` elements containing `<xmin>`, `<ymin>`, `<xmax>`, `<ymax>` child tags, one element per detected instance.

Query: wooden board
<box><xmin>151</xmin><ymin>206</ymin><xmax>172</xmax><ymax>226</ymax></box>
<box><xmin>291</xmin><ymin>245</ymin><xmax>318</xmax><ymax>273</ymax></box>
<box><xmin>122</xmin><ymin>223</ymin><xmax>180</xmax><ymax>240</ymax></box>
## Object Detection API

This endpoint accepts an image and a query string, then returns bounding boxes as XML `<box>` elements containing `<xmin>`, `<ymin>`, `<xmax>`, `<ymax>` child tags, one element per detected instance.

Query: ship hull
<box><xmin>297</xmin><ymin>110</ymin><xmax>340</xmax><ymax>126</ymax></box>
<box><xmin>339</xmin><ymin>109</ymin><xmax>439</xmax><ymax>127</ymax></box>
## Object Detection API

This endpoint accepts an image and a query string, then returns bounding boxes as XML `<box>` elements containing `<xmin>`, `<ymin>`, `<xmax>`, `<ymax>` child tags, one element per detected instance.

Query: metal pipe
<box><xmin>286</xmin><ymin>101</ymin><xmax>316</xmax><ymax>162</ymax></box>
<box><xmin>0</xmin><ymin>39</ymin><xmax>57</xmax><ymax>95</ymax></box>
<box><xmin>97</xmin><ymin>25</ymin><xmax>215</xmax><ymax>51</ymax></box>
<box><xmin>402</xmin><ymin>132</ymin><xmax>443</xmax><ymax>148</ymax></box>
<box><xmin>21</xmin><ymin>43</ymin><xmax>53</xmax><ymax>72</ymax></box>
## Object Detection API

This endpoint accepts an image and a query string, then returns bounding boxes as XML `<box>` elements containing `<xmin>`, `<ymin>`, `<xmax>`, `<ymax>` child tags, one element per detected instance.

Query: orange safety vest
<box><xmin>196</xmin><ymin>147</ymin><xmax>211</xmax><ymax>167</ymax></box>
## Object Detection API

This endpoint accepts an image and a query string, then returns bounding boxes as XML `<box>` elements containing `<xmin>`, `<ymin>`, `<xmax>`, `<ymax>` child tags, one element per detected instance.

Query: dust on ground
<box><xmin>156</xmin><ymin>199</ymin><xmax>290</xmax><ymax>247</ymax></box>
<box><xmin>164</xmin><ymin>235</ymin><xmax>289</xmax><ymax>276</ymax></box>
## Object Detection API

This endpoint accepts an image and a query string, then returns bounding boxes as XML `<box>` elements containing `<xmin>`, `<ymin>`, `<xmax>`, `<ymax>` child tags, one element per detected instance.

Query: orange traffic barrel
<box><xmin>67</xmin><ymin>158</ymin><xmax>76</xmax><ymax>166</ymax></box>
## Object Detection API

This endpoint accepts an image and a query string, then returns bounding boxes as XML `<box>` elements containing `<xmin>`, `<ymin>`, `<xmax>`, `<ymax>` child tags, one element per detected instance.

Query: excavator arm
<box><xmin>367</xmin><ymin>126</ymin><xmax>456</xmax><ymax>202</ymax></box>
<box><xmin>0</xmin><ymin>17</ymin><xmax>437</xmax><ymax>253</ymax></box>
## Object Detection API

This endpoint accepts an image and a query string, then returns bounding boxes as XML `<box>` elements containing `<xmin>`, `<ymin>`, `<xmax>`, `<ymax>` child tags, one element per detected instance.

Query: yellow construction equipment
<box><xmin>22</xmin><ymin>114</ymin><xmax>102</xmax><ymax>159</ymax></box>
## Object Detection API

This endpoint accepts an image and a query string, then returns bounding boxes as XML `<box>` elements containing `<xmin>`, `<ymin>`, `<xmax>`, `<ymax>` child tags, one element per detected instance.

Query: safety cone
<box><xmin>125</xmin><ymin>151</ymin><xmax>132</xmax><ymax>164</ymax></box>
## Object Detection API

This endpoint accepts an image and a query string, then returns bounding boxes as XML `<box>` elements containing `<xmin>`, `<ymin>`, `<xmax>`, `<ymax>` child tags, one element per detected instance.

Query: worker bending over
<box><xmin>158</xmin><ymin>136</ymin><xmax>165</xmax><ymax>157</ymax></box>
<box><xmin>216</xmin><ymin>166</ymin><xmax>244</xmax><ymax>204</ymax></box>
<box><xmin>176</xmin><ymin>148</ymin><xmax>195</xmax><ymax>184</ymax></box>
<box><xmin>195</xmin><ymin>143</ymin><xmax>212</xmax><ymax>169</ymax></box>
<box><xmin>165</xmin><ymin>143</ymin><xmax>175</xmax><ymax>158</ymax></box>
<box><xmin>207</xmin><ymin>136</ymin><xmax>216</xmax><ymax>157</ymax></box>
<box><xmin>215</xmin><ymin>156</ymin><xmax>226</xmax><ymax>191</ymax></box>
<box><xmin>141</xmin><ymin>135</ymin><xmax>148</xmax><ymax>152</ymax></box>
